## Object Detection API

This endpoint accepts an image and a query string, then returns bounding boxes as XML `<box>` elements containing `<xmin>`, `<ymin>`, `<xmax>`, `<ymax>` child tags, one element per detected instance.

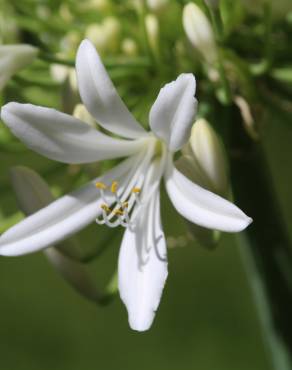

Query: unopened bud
<box><xmin>121</xmin><ymin>38</ymin><xmax>138</xmax><ymax>56</ymax></box>
<box><xmin>73</xmin><ymin>104</ymin><xmax>96</xmax><ymax>127</ymax></box>
<box><xmin>85</xmin><ymin>17</ymin><xmax>120</xmax><ymax>53</ymax></box>
<box><xmin>183</xmin><ymin>3</ymin><xmax>217</xmax><ymax>63</ymax></box>
<box><xmin>0</xmin><ymin>44</ymin><xmax>38</xmax><ymax>90</ymax></box>
<box><xmin>50</xmin><ymin>64</ymin><xmax>70</xmax><ymax>83</ymax></box>
<box><xmin>145</xmin><ymin>14</ymin><xmax>160</xmax><ymax>60</ymax></box>
<box><xmin>147</xmin><ymin>0</ymin><xmax>169</xmax><ymax>12</ymax></box>
<box><xmin>177</xmin><ymin>119</ymin><xmax>229</xmax><ymax>249</ymax></box>
<box><xmin>185</xmin><ymin>118</ymin><xmax>229</xmax><ymax>197</ymax></box>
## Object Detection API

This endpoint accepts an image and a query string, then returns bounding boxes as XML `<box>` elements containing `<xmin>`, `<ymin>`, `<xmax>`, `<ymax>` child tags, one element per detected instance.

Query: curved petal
<box><xmin>0</xmin><ymin>156</ymin><xmax>138</xmax><ymax>256</ymax></box>
<box><xmin>149</xmin><ymin>74</ymin><xmax>197</xmax><ymax>152</ymax></box>
<box><xmin>118</xmin><ymin>175</ymin><xmax>168</xmax><ymax>331</ymax></box>
<box><xmin>165</xmin><ymin>158</ymin><xmax>252</xmax><ymax>232</ymax></box>
<box><xmin>76</xmin><ymin>39</ymin><xmax>147</xmax><ymax>139</ymax></box>
<box><xmin>1</xmin><ymin>103</ymin><xmax>145</xmax><ymax>164</ymax></box>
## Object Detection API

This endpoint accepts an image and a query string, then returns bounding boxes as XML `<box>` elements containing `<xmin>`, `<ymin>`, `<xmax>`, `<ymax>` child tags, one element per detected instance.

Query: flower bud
<box><xmin>145</xmin><ymin>14</ymin><xmax>160</xmax><ymax>60</ymax></box>
<box><xmin>121</xmin><ymin>38</ymin><xmax>138</xmax><ymax>56</ymax></box>
<box><xmin>9</xmin><ymin>166</ymin><xmax>103</xmax><ymax>302</ymax></box>
<box><xmin>147</xmin><ymin>0</ymin><xmax>169</xmax><ymax>12</ymax></box>
<box><xmin>73</xmin><ymin>104</ymin><xmax>96</xmax><ymax>127</ymax></box>
<box><xmin>82</xmin><ymin>0</ymin><xmax>110</xmax><ymax>12</ymax></box>
<box><xmin>182</xmin><ymin>3</ymin><xmax>217</xmax><ymax>63</ymax></box>
<box><xmin>60</xmin><ymin>31</ymin><xmax>81</xmax><ymax>54</ymax></box>
<box><xmin>0</xmin><ymin>44</ymin><xmax>38</xmax><ymax>89</ymax></box>
<box><xmin>177</xmin><ymin>119</ymin><xmax>229</xmax><ymax>249</ymax></box>
<box><xmin>50</xmin><ymin>64</ymin><xmax>70</xmax><ymax>83</ymax></box>
<box><xmin>185</xmin><ymin>118</ymin><xmax>229</xmax><ymax>197</ymax></box>
<box><xmin>85</xmin><ymin>17</ymin><xmax>120</xmax><ymax>53</ymax></box>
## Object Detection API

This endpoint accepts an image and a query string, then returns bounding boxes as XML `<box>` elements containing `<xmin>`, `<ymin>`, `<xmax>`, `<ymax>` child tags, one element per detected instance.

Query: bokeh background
<box><xmin>1</xmin><ymin>0</ymin><xmax>292</xmax><ymax>369</ymax></box>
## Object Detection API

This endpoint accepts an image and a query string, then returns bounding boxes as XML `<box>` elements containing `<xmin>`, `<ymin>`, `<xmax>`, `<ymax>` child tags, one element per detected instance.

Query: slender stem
<box><xmin>226</xmin><ymin>107</ymin><xmax>292</xmax><ymax>368</ymax></box>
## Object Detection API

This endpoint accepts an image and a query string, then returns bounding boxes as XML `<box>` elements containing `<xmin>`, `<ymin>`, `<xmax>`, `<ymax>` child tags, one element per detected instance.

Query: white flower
<box><xmin>0</xmin><ymin>44</ymin><xmax>38</xmax><ymax>90</ymax></box>
<box><xmin>182</xmin><ymin>3</ymin><xmax>217</xmax><ymax>63</ymax></box>
<box><xmin>0</xmin><ymin>39</ymin><xmax>252</xmax><ymax>331</ymax></box>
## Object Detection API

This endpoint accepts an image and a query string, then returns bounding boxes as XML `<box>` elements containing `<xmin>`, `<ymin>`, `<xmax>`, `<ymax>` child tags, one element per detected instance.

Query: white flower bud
<box><xmin>177</xmin><ymin>119</ymin><xmax>229</xmax><ymax>249</ymax></box>
<box><xmin>9</xmin><ymin>166</ymin><xmax>103</xmax><ymax>302</ymax></box>
<box><xmin>186</xmin><ymin>118</ymin><xmax>229</xmax><ymax>197</ymax></box>
<box><xmin>60</xmin><ymin>31</ymin><xmax>81</xmax><ymax>53</ymax></box>
<box><xmin>85</xmin><ymin>17</ymin><xmax>120</xmax><ymax>53</ymax></box>
<box><xmin>0</xmin><ymin>44</ymin><xmax>38</xmax><ymax>90</ymax></box>
<box><xmin>147</xmin><ymin>0</ymin><xmax>169</xmax><ymax>12</ymax></box>
<box><xmin>182</xmin><ymin>3</ymin><xmax>217</xmax><ymax>63</ymax></box>
<box><xmin>85</xmin><ymin>24</ymin><xmax>108</xmax><ymax>52</ymax></box>
<box><xmin>50</xmin><ymin>64</ymin><xmax>70</xmax><ymax>83</ymax></box>
<box><xmin>73</xmin><ymin>104</ymin><xmax>96</xmax><ymax>127</ymax></box>
<box><xmin>82</xmin><ymin>0</ymin><xmax>110</xmax><ymax>12</ymax></box>
<box><xmin>121</xmin><ymin>38</ymin><xmax>138</xmax><ymax>56</ymax></box>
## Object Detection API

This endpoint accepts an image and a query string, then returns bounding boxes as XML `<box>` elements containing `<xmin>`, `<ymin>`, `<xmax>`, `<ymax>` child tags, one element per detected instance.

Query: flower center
<box><xmin>95</xmin><ymin>180</ymin><xmax>143</xmax><ymax>230</ymax></box>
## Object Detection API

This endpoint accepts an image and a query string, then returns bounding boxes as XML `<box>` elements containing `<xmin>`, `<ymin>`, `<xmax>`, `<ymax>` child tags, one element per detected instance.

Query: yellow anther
<box><xmin>101</xmin><ymin>204</ymin><xmax>111</xmax><ymax>213</ymax></box>
<box><xmin>122</xmin><ymin>201</ymin><xmax>129</xmax><ymax>208</ymax></box>
<box><xmin>114</xmin><ymin>208</ymin><xmax>124</xmax><ymax>216</ymax></box>
<box><xmin>111</xmin><ymin>181</ymin><xmax>118</xmax><ymax>193</ymax></box>
<box><xmin>132</xmin><ymin>187</ymin><xmax>141</xmax><ymax>194</ymax></box>
<box><xmin>95</xmin><ymin>182</ymin><xmax>107</xmax><ymax>190</ymax></box>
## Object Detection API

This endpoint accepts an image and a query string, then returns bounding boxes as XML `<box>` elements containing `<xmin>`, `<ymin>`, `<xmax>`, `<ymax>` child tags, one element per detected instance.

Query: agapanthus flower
<box><xmin>0</xmin><ymin>39</ymin><xmax>252</xmax><ymax>331</ymax></box>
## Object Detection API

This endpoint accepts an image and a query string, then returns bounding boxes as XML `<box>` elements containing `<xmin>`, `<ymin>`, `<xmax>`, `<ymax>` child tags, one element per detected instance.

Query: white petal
<box><xmin>165</xmin><ymin>158</ymin><xmax>252</xmax><ymax>232</ymax></box>
<box><xmin>0</xmin><ymin>156</ymin><xmax>138</xmax><ymax>256</ymax></box>
<box><xmin>76</xmin><ymin>39</ymin><xmax>147</xmax><ymax>139</ymax></box>
<box><xmin>118</xmin><ymin>182</ymin><xmax>168</xmax><ymax>332</ymax></box>
<box><xmin>149</xmin><ymin>74</ymin><xmax>197</xmax><ymax>152</ymax></box>
<box><xmin>1</xmin><ymin>103</ymin><xmax>144</xmax><ymax>164</ymax></box>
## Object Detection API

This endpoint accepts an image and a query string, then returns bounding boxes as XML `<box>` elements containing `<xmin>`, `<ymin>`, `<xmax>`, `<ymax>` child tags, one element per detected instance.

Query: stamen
<box><xmin>95</xmin><ymin>179</ymin><xmax>143</xmax><ymax>230</ymax></box>
<box><xmin>114</xmin><ymin>208</ymin><xmax>124</xmax><ymax>216</ymax></box>
<box><xmin>95</xmin><ymin>182</ymin><xmax>107</xmax><ymax>190</ymax></box>
<box><xmin>111</xmin><ymin>181</ymin><xmax>118</xmax><ymax>193</ymax></box>
<box><xmin>101</xmin><ymin>204</ymin><xmax>111</xmax><ymax>213</ymax></box>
